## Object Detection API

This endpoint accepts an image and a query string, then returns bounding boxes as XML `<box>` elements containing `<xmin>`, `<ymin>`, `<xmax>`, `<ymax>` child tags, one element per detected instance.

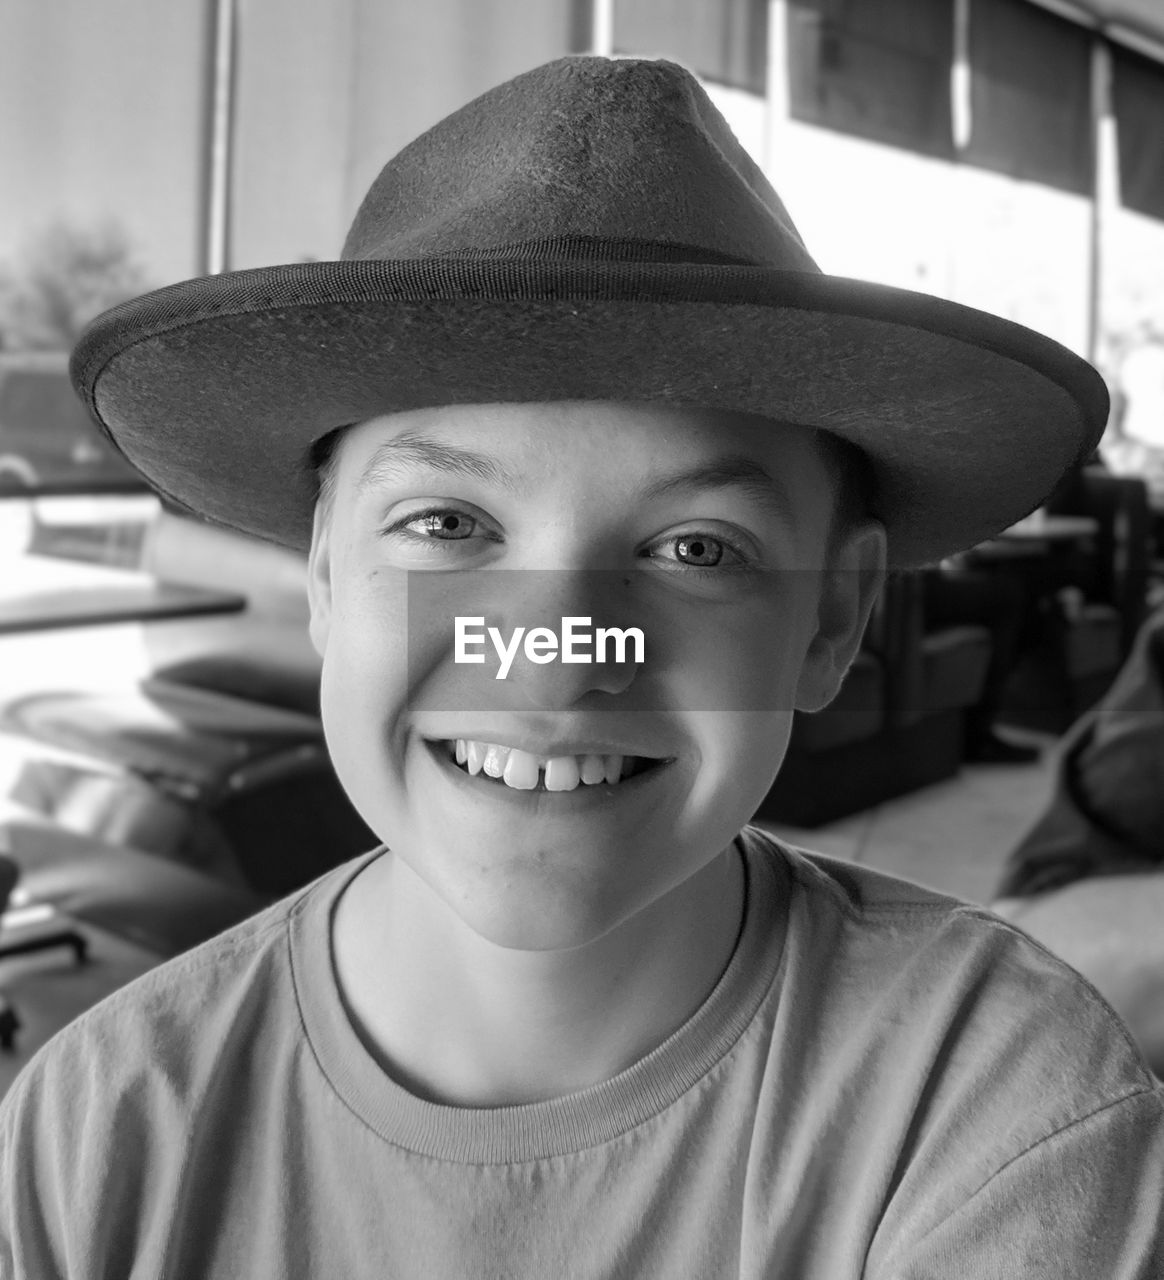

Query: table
<box><xmin>0</xmin><ymin>480</ymin><xmax>146</xmax><ymax>499</ymax></box>
<box><xmin>966</xmin><ymin>513</ymin><xmax>1099</xmax><ymax>562</ymax></box>
<box><xmin>944</xmin><ymin>511</ymin><xmax>1106</xmax><ymax>687</ymax></box>
<box><xmin>0</xmin><ymin>554</ymin><xmax>246</xmax><ymax>636</ymax></box>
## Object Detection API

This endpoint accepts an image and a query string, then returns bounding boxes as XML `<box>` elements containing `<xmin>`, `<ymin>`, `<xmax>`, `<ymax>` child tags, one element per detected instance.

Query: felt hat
<box><xmin>70</xmin><ymin>55</ymin><xmax>1108</xmax><ymax>568</ymax></box>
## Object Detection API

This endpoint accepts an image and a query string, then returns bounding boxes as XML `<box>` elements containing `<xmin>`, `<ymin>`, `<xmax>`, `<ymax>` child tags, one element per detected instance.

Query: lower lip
<box><xmin>422</xmin><ymin>740</ymin><xmax>675</xmax><ymax>813</ymax></box>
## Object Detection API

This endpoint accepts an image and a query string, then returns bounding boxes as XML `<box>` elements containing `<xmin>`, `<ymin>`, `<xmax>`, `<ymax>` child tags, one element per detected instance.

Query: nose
<box><xmin>496</xmin><ymin>569</ymin><xmax>641</xmax><ymax>710</ymax></box>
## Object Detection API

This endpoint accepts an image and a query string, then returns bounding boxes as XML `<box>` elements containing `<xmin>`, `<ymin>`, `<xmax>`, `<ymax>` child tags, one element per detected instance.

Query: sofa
<box><xmin>999</xmin><ymin>468</ymin><xmax>1153</xmax><ymax>733</ymax></box>
<box><xmin>754</xmin><ymin>571</ymin><xmax>992</xmax><ymax>828</ymax></box>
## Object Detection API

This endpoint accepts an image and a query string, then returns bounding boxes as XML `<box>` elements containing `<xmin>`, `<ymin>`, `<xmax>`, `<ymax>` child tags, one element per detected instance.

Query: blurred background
<box><xmin>0</xmin><ymin>0</ymin><xmax>1162</xmax><ymax>1076</ymax></box>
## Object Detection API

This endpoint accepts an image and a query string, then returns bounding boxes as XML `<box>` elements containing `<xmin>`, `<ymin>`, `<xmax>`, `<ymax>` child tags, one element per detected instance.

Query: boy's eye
<box><xmin>648</xmin><ymin>532</ymin><xmax>746</xmax><ymax>570</ymax></box>
<box><xmin>411</xmin><ymin>510</ymin><xmax>476</xmax><ymax>540</ymax></box>
<box><xmin>380</xmin><ymin>505</ymin><xmax>493</xmax><ymax>544</ymax></box>
<box><xmin>673</xmin><ymin>536</ymin><xmax>722</xmax><ymax>567</ymax></box>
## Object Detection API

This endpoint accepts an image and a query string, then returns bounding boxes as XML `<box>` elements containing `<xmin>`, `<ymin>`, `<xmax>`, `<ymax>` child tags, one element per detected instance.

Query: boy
<box><xmin>2</xmin><ymin>55</ymin><xmax>1162</xmax><ymax>1277</ymax></box>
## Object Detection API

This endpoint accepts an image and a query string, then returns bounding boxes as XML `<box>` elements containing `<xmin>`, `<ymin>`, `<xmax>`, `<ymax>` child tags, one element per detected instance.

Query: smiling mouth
<box><xmin>436</xmin><ymin>739</ymin><xmax>664</xmax><ymax>793</ymax></box>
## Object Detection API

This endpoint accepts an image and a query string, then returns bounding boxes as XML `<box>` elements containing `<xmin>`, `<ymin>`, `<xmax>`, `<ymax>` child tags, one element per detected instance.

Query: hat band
<box><xmin>406</xmin><ymin>235</ymin><xmax>761</xmax><ymax>268</ymax></box>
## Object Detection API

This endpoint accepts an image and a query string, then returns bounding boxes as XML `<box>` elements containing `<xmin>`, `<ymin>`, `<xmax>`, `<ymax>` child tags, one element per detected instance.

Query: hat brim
<box><xmin>71</xmin><ymin>259</ymin><xmax>1108</xmax><ymax>568</ymax></box>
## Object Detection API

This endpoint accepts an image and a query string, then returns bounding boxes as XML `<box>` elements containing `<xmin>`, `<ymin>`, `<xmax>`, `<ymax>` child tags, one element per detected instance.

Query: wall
<box><xmin>0</xmin><ymin>0</ymin><xmax>578</xmax><ymax>291</ymax></box>
<box><xmin>229</xmin><ymin>0</ymin><xmax>578</xmax><ymax>268</ymax></box>
<box><xmin>0</xmin><ymin>0</ymin><xmax>206</xmax><ymax>289</ymax></box>
<box><xmin>3</xmin><ymin>1</ymin><xmax>1156</xmax><ymax>362</ymax></box>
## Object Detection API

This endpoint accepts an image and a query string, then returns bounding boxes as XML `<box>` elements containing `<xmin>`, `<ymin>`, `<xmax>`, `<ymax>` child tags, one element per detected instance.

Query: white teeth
<box><xmin>579</xmin><ymin>754</ymin><xmax>607</xmax><ymax>785</ymax></box>
<box><xmin>544</xmin><ymin>756</ymin><xmax>581</xmax><ymax>792</ymax></box>
<box><xmin>502</xmin><ymin>749</ymin><xmax>540</xmax><ymax>790</ymax></box>
<box><xmin>448</xmin><ymin>741</ymin><xmax>645</xmax><ymax>790</ymax></box>
<box><xmin>465</xmin><ymin>740</ymin><xmax>487</xmax><ymax>776</ymax></box>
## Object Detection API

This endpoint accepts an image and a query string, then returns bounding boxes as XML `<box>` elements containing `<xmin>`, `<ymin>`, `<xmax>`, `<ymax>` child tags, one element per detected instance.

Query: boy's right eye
<box><xmin>406</xmin><ymin>509</ymin><xmax>477</xmax><ymax>540</ymax></box>
<box><xmin>379</xmin><ymin>504</ymin><xmax>502</xmax><ymax>551</ymax></box>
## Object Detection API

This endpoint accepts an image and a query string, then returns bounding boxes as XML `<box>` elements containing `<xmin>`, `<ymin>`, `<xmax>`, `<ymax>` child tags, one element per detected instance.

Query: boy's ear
<box><xmin>306</xmin><ymin>501</ymin><xmax>334</xmax><ymax>659</ymax></box>
<box><xmin>795</xmin><ymin>517</ymin><xmax>888</xmax><ymax>713</ymax></box>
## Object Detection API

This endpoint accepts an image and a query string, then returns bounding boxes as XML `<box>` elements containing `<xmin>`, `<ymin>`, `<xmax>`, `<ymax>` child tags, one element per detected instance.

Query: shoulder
<box><xmin>0</xmin><ymin>849</ymin><xmax>374</xmax><ymax>1132</ymax></box>
<box><xmin>764</xmin><ymin>829</ymin><xmax>1134</xmax><ymax>995</ymax></box>
<box><xmin>1</xmin><ymin>890</ymin><xmax>288</xmax><ymax>1130</ymax></box>
<box><xmin>757</xmin><ymin>830</ymin><xmax>986</xmax><ymax>922</ymax></box>
<box><xmin>0</xmin><ymin>850</ymin><xmax>379</xmax><ymax>1272</ymax></box>
<box><xmin>764</xmin><ymin>829</ymin><xmax>1153</xmax><ymax>1073</ymax></box>
<box><xmin>742</xmin><ymin>829</ymin><xmax>1164</xmax><ymax>1268</ymax></box>
<box><xmin>869</xmin><ymin>1082</ymin><xmax>1164</xmax><ymax>1276</ymax></box>
<box><xmin>0</xmin><ymin>889</ymin><xmax>288</xmax><ymax>1273</ymax></box>
<box><xmin>747</xmin><ymin>834</ymin><xmax>1162</xmax><ymax>1170</ymax></box>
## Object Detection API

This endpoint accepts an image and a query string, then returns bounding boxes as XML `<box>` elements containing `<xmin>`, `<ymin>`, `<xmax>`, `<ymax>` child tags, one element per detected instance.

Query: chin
<box><xmin>431</xmin><ymin>852</ymin><xmax>648</xmax><ymax>953</ymax></box>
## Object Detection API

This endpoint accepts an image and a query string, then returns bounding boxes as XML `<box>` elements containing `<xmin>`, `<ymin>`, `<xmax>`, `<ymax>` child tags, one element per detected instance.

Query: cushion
<box><xmin>1061</xmin><ymin>605</ymin><xmax>1123</xmax><ymax>678</ymax></box>
<box><xmin>921</xmin><ymin>625</ymin><xmax>992</xmax><ymax>715</ymax></box>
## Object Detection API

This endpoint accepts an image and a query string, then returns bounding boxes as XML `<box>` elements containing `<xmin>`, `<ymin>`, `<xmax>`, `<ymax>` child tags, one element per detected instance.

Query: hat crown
<box><xmin>341</xmin><ymin>56</ymin><xmax>819</xmax><ymax>271</ymax></box>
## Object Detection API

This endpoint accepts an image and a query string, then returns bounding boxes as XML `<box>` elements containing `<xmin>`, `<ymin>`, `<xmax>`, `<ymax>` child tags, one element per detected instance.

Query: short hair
<box><xmin>310</xmin><ymin>427</ymin><xmax>345</xmax><ymax>528</ymax></box>
<box><xmin>818</xmin><ymin>430</ymin><xmax>875</xmax><ymax>538</ymax></box>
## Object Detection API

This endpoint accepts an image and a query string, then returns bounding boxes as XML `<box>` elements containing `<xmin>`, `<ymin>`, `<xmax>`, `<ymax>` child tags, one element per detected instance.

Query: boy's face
<box><xmin>308</xmin><ymin>401</ymin><xmax>884</xmax><ymax>950</ymax></box>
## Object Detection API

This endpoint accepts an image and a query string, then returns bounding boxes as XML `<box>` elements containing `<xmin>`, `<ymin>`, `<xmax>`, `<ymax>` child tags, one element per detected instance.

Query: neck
<box><xmin>332</xmin><ymin>843</ymin><xmax>747</xmax><ymax>1107</ymax></box>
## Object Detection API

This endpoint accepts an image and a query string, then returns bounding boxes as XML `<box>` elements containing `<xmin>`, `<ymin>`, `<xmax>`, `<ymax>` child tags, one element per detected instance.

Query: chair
<box><xmin>0</xmin><ymin>511</ymin><xmax>366</xmax><ymax>1048</ymax></box>
<box><xmin>135</xmin><ymin>508</ymin><xmax>321</xmax><ymax>716</ymax></box>
<box><xmin>754</xmin><ymin>571</ymin><xmax>992</xmax><ymax>827</ymax></box>
<box><xmin>1046</xmin><ymin>466</ymin><xmax>1152</xmax><ymax>654</ymax></box>
<box><xmin>1000</xmin><ymin>468</ymin><xmax>1153</xmax><ymax>733</ymax></box>
<box><xmin>0</xmin><ymin>678</ymin><xmax>376</xmax><ymax>899</ymax></box>
<box><xmin>0</xmin><ymin>849</ymin><xmax>89</xmax><ymax>1051</ymax></box>
<box><xmin>1</xmin><ymin>819</ymin><xmax>269</xmax><ymax>960</ymax></box>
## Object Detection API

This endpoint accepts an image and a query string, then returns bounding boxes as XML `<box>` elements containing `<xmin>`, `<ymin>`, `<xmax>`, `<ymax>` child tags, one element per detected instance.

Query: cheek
<box><xmin>653</xmin><ymin>576</ymin><xmax>816</xmax><ymax>716</ymax></box>
<box><xmin>663</xmin><ymin>581</ymin><xmax>815</xmax><ymax>828</ymax></box>
<box><xmin>317</xmin><ymin>570</ymin><xmax>414</xmax><ymax>784</ymax></box>
<box><xmin>682</xmin><ymin>710</ymin><xmax>797</xmax><ymax>830</ymax></box>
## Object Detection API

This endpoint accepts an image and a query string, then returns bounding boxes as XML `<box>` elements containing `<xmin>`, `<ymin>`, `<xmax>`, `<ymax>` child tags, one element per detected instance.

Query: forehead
<box><xmin>330</xmin><ymin>401</ymin><xmax>835</xmax><ymax>485</ymax></box>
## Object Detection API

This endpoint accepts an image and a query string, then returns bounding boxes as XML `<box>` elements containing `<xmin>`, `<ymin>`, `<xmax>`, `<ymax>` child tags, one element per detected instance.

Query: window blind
<box><xmin>965</xmin><ymin>0</ymin><xmax>1093</xmax><ymax>195</ymax></box>
<box><xmin>1112</xmin><ymin>40</ymin><xmax>1164</xmax><ymax>221</ymax></box>
<box><xmin>786</xmin><ymin>0</ymin><xmax>955</xmax><ymax>157</ymax></box>
<box><xmin>612</xmin><ymin>0</ymin><xmax>768</xmax><ymax>94</ymax></box>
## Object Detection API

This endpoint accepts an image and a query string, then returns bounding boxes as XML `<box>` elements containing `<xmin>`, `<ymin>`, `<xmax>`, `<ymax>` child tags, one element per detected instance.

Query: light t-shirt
<box><xmin>1</xmin><ymin>827</ymin><xmax>1162</xmax><ymax>1278</ymax></box>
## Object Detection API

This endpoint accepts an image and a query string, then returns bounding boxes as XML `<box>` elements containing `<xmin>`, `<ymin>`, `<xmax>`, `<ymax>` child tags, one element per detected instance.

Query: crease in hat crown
<box><xmin>340</xmin><ymin>56</ymin><xmax>820</xmax><ymax>272</ymax></box>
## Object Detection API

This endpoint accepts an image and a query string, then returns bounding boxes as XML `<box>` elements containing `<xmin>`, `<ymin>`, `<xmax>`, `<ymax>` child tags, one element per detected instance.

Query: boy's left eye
<box><xmin>647</xmin><ymin>533</ymin><xmax>746</xmax><ymax>570</ymax></box>
<box><xmin>672</xmin><ymin>535</ymin><xmax>723</xmax><ymax>567</ymax></box>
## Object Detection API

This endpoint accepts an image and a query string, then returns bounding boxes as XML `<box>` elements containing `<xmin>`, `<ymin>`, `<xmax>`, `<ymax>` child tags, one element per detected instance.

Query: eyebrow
<box><xmin>355</xmin><ymin>431</ymin><xmax>517</xmax><ymax>494</ymax></box>
<box><xmin>356</xmin><ymin>432</ymin><xmax>791</xmax><ymax>518</ymax></box>
<box><xmin>640</xmin><ymin>456</ymin><xmax>793</xmax><ymax>521</ymax></box>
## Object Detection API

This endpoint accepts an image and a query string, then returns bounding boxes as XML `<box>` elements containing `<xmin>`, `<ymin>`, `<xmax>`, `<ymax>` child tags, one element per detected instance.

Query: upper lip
<box><xmin>423</xmin><ymin>732</ymin><xmax>671</xmax><ymax>760</ymax></box>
